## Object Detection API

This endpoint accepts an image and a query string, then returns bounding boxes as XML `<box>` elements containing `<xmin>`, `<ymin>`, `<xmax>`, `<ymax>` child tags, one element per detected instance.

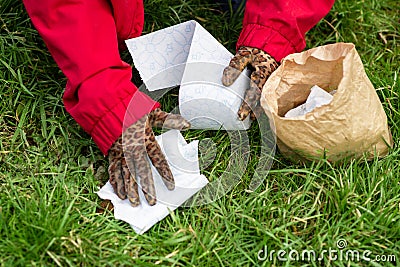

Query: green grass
<box><xmin>0</xmin><ymin>0</ymin><xmax>399</xmax><ymax>266</ymax></box>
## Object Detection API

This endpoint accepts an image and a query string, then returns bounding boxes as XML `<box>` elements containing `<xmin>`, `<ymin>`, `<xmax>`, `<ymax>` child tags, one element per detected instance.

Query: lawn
<box><xmin>0</xmin><ymin>0</ymin><xmax>399</xmax><ymax>266</ymax></box>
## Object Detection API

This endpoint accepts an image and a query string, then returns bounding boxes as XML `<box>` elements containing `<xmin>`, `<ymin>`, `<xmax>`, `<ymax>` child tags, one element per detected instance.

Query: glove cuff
<box><xmin>91</xmin><ymin>91</ymin><xmax>160</xmax><ymax>155</ymax></box>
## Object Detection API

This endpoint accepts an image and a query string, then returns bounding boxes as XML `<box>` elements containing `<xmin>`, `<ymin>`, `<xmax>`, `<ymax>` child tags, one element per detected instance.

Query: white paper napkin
<box><xmin>125</xmin><ymin>20</ymin><xmax>251</xmax><ymax>130</ymax></box>
<box><xmin>97</xmin><ymin>130</ymin><xmax>209</xmax><ymax>234</ymax></box>
<box><xmin>285</xmin><ymin>85</ymin><xmax>334</xmax><ymax>118</ymax></box>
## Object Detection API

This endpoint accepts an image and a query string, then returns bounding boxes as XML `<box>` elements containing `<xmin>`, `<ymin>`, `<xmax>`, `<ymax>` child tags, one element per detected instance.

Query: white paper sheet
<box><xmin>97</xmin><ymin>130</ymin><xmax>209</xmax><ymax>234</ymax></box>
<box><xmin>126</xmin><ymin>20</ymin><xmax>251</xmax><ymax>130</ymax></box>
<box><xmin>284</xmin><ymin>85</ymin><xmax>334</xmax><ymax>118</ymax></box>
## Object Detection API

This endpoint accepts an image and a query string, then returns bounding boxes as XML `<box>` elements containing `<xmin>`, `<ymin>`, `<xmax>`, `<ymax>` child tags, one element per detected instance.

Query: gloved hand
<box><xmin>222</xmin><ymin>46</ymin><xmax>279</xmax><ymax>120</ymax></box>
<box><xmin>108</xmin><ymin>109</ymin><xmax>191</xmax><ymax>206</ymax></box>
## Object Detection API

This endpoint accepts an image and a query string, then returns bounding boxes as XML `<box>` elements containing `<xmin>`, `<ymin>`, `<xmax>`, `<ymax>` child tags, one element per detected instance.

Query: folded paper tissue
<box><xmin>97</xmin><ymin>130</ymin><xmax>209</xmax><ymax>234</ymax></box>
<box><xmin>125</xmin><ymin>20</ymin><xmax>251</xmax><ymax>130</ymax></box>
<box><xmin>284</xmin><ymin>85</ymin><xmax>334</xmax><ymax>118</ymax></box>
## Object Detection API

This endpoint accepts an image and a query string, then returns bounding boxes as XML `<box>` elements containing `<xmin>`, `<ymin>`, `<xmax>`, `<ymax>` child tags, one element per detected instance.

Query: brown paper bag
<box><xmin>260</xmin><ymin>43</ymin><xmax>393</xmax><ymax>163</ymax></box>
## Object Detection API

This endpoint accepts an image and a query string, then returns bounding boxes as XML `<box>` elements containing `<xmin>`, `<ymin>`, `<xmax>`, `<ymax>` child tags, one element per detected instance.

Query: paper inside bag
<box><xmin>284</xmin><ymin>85</ymin><xmax>334</xmax><ymax>118</ymax></box>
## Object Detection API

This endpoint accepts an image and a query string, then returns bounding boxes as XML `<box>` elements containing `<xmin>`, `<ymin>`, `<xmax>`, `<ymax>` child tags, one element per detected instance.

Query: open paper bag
<box><xmin>261</xmin><ymin>43</ymin><xmax>393</xmax><ymax>162</ymax></box>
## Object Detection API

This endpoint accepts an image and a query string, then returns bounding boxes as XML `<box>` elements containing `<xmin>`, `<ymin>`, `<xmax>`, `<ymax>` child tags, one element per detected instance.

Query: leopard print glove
<box><xmin>222</xmin><ymin>46</ymin><xmax>279</xmax><ymax>120</ymax></box>
<box><xmin>108</xmin><ymin>109</ymin><xmax>190</xmax><ymax>207</ymax></box>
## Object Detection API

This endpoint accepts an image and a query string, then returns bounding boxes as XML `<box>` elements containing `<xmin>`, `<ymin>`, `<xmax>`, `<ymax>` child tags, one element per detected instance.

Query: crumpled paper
<box><xmin>97</xmin><ymin>130</ymin><xmax>209</xmax><ymax>234</ymax></box>
<box><xmin>125</xmin><ymin>20</ymin><xmax>251</xmax><ymax>130</ymax></box>
<box><xmin>284</xmin><ymin>85</ymin><xmax>334</xmax><ymax>118</ymax></box>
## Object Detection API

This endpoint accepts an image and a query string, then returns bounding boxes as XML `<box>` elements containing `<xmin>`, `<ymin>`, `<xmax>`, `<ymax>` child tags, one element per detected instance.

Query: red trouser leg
<box><xmin>23</xmin><ymin>0</ymin><xmax>159</xmax><ymax>155</ymax></box>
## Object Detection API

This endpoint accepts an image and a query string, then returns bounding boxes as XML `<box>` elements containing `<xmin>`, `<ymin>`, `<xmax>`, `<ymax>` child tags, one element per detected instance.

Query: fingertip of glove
<box><xmin>129</xmin><ymin>198</ymin><xmax>140</xmax><ymax>207</ymax></box>
<box><xmin>165</xmin><ymin>181</ymin><xmax>175</xmax><ymax>191</ymax></box>
<box><xmin>238</xmin><ymin>109</ymin><xmax>250</xmax><ymax>121</ymax></box>
<box><xmin>147</xmin><ymin>198</ymin><xmax>157</xmax><ymax>206</ymax></box>
<box><xmin>181</xmin><ymin>120</ymin><xmax>191</xmax><ymax>130</ymax></box>
<box><xmin>222</xmin><ymin>66</ymin><xmax>242</xmax><ymax>87</ymax></box>
<box><xmin>222</xmin><ymin>67</ymin><xmax>234</xmax><ymax>86</ymax></box>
